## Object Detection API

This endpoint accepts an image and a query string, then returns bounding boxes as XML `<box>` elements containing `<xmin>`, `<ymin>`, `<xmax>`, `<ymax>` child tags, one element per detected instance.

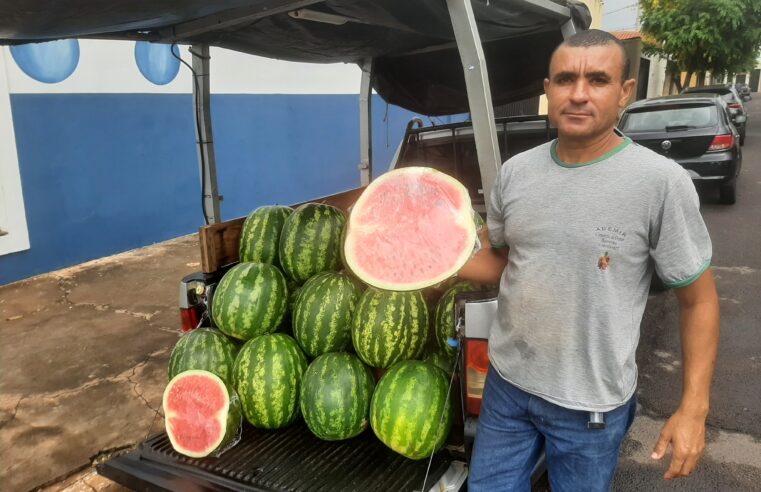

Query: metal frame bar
<box><xmin>445</xmin><ymin>0</ymin><xmax>502</xmax><ymax>203</ymax></box>
<box><xmin>191</xmin><ymin>44</ymin><xmax>222</xmax><ymax>224</ymax></box>
<box><xmin>359</xmin><ymin>58</ymin><xmax>373</xmax><ymax>186</ymax></box>
<box><xmin>164</xmin><ymin>0</ymin><xmax>323</xmax><ymax>39</ymax></box>
<box><xmin>511</xmin><ymin>0</ymin><xmax>574</xmax><ymax>21</ymax></box>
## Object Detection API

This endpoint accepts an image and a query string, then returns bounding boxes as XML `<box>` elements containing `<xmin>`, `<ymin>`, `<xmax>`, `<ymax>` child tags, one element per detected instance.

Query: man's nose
<box><xmin>569</xmin><ymin>79</ymin><xmax>589</xmax><ymax>102</ymax></box>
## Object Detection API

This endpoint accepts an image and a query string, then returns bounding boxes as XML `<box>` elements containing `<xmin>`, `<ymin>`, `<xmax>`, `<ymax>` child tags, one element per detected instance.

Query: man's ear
<box><xmin>543</xmin><ymin>78</ymin><xmax>550</xmax><ymax>95</ymax></box>
<box><xmin>620</xmin><ymin>78</ymin><xmax>636</xmax><ymax>107</ymax></box>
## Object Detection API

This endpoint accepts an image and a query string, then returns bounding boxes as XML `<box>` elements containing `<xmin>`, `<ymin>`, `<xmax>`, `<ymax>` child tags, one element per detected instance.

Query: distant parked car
<box><xmin>619</xmin><ymin>93</ymin><xmax>742</xmax><ymax>204</ymax></box>
<box><xmin>735</xmin><ymin>83</ymin><xmax>752</xmax><ymax>101</ymax></box>
<box><xmin>682</xmin><ymin>84</ymin><xmax>747</xmax><ymax>144</ymax></box>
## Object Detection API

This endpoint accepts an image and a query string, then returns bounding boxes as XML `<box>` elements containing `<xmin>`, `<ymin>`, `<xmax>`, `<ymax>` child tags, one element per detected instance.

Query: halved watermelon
<box><xmin>163</xmin><ymin>370</ymin><xmax>242</xmax><ymax>458</ymax></box>
<box><xmin>343</xmin><ymin>167</ymin><xmax>476</xmax><ymax>291</ymax></box>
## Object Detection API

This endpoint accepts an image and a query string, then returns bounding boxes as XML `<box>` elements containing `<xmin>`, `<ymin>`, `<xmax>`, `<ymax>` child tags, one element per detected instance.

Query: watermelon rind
<box><xmin>211</xmin><ymin>262</ymin><xmax>289</xmax><ymax>341</ymax></box>
<box><xmin>279</xmin><ymin>203</ymin><xmax>346</xmax><ymax>284</ymax></box>
<box><xmin>163</xmin><ymin>370</ymin><xmax>243</xmax><ymax>459</ymax></box>
<box><xmin>233</xmin><ymin>333</ymin><xmax>308</xmax><ymax>429</ymax></box>
<box><xmin>343</xmin><ymin>167</ymin><xmax>476</xmax><ymax>291</ymax></box>
<box><xmin>434</xmin><ymin>281</ymin><xmax>478</xmax><ymax>354</ymax></box>
<box><xmin>239</xmin><ymin>205</ymin><xmax>293</xmax><ymax>267</ymax></box>
<box><xmin>293</xmin><ymin>272</ymin><xmax>361</xmax><ymax>358</ymax></box>
<box><xmin>167</xmin><ymin>328</ymin><xmax>239</xmax><ymax>384</ymax></box>
<box><xmin>351</xmin><ymin>288</ymin><xmax>429</xmax><ymax>368</ymax></box>
<box><xmin>300</xmin><ymin>352</ymin><xmax>375</xmax><ymax>441</ymax></box>
<box><xmin>370</xmin><ymin>360</ymin><xmax>453</xmax><ymax>460</ymax></box>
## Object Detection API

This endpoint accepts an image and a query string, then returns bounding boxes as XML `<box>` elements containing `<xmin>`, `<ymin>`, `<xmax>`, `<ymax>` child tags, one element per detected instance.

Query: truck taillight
<box><xmin>464</xmin><ymin>338</ymin><xmax>489</xmax><ymax>416</ymax></box>
<box><xmin>728</xmin><ymin>102</ymin><xmax>742</xmax><ymax>110</ymax></box>
<box><xmin>708</xmin><ymin>134</ymin><xmax>734</xmax><ymax>152</ymax></box>
<box><xmin>180</xmin><ymin>307</ymin><xmax>200</xmax><ymax>332</ymax></box>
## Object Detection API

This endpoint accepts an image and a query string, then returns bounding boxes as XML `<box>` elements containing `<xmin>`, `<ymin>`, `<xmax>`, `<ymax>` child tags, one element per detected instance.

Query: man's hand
<box><xmin>651</xmin><ymin>408</ymin><xmax>707</xmax><ymax>479</ymax></box>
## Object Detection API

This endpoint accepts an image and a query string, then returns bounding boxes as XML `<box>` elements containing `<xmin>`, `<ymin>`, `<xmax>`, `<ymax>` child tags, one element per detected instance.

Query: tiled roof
<box><xmin>611</xmin><ymin>31</ymin><xmax>642</xmax><ymax>40</ymax></box>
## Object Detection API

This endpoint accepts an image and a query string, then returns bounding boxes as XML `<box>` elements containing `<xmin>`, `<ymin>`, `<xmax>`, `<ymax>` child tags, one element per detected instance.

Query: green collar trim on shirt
<box><xmin>551</xmin><ymin>136</ymin><xmax>632</xmax><ymax>168</ymax></box>
<box><xmin>664</xmin><ymin>259</ymin><xmax>711</xmax><ymax>289</ymax></box>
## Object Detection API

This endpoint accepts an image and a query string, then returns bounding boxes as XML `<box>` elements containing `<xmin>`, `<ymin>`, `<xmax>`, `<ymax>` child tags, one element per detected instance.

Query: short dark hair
<box><xmin>551</xmin><ymin>29</ymin><xmax>631</xmax><ymax>83</ymax></box>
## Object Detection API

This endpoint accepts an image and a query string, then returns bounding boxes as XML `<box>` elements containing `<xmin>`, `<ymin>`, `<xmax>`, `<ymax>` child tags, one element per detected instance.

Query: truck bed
<box><xmin>98</xmin><ymin>424</ymin><xmax>456</xmax><ymax>492</ymax></box>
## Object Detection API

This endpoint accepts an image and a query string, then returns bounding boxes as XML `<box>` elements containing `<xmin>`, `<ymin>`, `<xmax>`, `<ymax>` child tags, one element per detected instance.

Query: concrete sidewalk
<box><xmin>1</xmin><ymin>235</ymin><xmax>200</xmax><ymax>491</ymax></box>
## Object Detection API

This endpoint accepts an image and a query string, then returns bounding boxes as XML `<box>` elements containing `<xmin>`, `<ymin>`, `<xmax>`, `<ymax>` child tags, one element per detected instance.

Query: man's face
<box><xmin>543</xmin><ymin>44</ymin><xmax>634</xmax><ymax>141</ymax></box>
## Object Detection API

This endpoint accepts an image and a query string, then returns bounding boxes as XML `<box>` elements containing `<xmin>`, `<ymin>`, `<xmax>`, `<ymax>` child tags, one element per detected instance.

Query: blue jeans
<box><xmin>469</xmin><ymin>365</ymin><xmax>636</xmax><ymax>492</ymax></box>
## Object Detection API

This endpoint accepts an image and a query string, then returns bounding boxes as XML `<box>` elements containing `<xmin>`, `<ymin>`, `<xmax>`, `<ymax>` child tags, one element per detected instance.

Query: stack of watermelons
<box><xmin>164</xmin><ymin>169</ymin><xmax>486</xmax><ymax>461</ymax></box>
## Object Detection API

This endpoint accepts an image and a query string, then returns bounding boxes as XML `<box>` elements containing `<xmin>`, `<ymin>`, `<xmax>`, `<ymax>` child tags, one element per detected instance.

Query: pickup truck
<box><xmin>0</xmin><ymin>1</ymin><xmax>589</xmax><ymax>490</ymax></box>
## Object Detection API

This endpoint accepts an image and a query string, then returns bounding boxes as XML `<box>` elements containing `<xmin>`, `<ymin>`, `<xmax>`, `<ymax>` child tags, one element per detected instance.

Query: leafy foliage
<box><xmin>640</xmin><ymin>0</ymin><xmax>761</xmax><ymax>90</ymax></box>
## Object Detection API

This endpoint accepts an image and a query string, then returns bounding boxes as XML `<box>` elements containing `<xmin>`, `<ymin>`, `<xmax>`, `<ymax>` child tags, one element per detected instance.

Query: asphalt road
<box><xmin>612</xmin><ymin>97</ymin><xmax>761</xmax><ymax>490</ymax></box>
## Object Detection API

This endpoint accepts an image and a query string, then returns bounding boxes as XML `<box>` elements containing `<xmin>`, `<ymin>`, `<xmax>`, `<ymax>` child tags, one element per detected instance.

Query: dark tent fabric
<box><xmin>0</xmin><ymin>0</ymin><xmax>591</xmax><ymax>115</ymax></box>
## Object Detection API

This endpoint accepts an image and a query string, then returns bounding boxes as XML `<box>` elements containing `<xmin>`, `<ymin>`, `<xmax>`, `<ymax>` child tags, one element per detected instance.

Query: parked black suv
<box><xmin>619</xmin><ymin>94</ymin><xmax>742</xmax><ymax>204</ymax></box>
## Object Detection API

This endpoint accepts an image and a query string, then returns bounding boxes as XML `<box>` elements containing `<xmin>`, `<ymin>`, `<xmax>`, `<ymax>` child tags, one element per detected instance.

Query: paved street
<box><xmin>613</xmin><ymin>97</ymin><xmax>761</xmax><ymax>490</ymax></box>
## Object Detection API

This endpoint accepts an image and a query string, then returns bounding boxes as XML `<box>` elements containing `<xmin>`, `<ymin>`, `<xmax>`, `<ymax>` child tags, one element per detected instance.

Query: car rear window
<box><xmin>620</xmin><ymin>104</ymin><xmax>718</xmax><ymax>132</ymax></box>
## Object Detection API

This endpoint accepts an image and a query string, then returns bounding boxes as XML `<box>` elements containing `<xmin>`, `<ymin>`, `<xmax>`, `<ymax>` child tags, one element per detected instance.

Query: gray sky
<box><xmin>602</xmin><ymin>0</ymin><xmax>640</xmax><ymax>31</ymax></box>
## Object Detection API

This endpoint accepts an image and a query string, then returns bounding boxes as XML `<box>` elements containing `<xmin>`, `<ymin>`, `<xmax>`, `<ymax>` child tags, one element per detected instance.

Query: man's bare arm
<box><xmin>457</xmin><ymin>231</ymin><xmax>509</xmax><ymax>285</ymax></box>
<box><xmin>651</xmin><ymin>268</ymin><xmax>720</xmax><ymax>479</ymax></box>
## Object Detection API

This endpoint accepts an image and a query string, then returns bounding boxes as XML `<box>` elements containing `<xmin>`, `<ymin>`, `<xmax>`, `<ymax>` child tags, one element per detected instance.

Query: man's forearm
<box><xmin>678</xmin><ymin>301</ymin><xmax>720</xmax><ymax>414</ymax></box>
<box><xmin>675</xmin><ymin>271</ymin><xmax>720</xmax><ymax>415</ymax></box>
<box><xmin>457</xmin><ymin>246</ymin><xmax>508</xmax><ymax>285</ymax></box>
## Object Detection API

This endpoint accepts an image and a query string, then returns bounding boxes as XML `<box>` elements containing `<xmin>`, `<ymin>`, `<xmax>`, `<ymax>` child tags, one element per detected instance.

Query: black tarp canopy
<box><xmin>0</xmin><ymin>0</ymin><xmax>590</xmax><ymax>115</ymax></box>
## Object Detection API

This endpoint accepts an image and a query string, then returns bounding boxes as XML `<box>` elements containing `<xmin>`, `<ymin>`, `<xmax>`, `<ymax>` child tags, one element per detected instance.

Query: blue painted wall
<box><xmin>0</xmin><ymin>93</ymin><xmax>444</xmax><ymax>285</ymax></box>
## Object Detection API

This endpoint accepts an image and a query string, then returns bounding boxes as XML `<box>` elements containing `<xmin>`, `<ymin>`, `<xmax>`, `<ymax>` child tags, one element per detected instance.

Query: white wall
<box><xmin>6</xmin><ymin>40</ymin><xmax>362</xmax><ymax>95</ymax></box>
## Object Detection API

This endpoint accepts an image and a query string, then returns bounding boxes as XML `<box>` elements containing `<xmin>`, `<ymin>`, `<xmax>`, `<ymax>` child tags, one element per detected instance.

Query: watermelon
<box><xmin>370</xmin><ymin>360</ymin><xmax>453</xmax><ymax>460</ymax></box>
<box><xmin>293</xmin><ymin>272</ymin><xmax>361</xmax><ymax>358</ymax></box>
<box><xmin>351</xmin><ymin>288</ymin><xmax>429</xmax><ymax>368</ymax></box>
<box><xmin>434</xmin><ymin>281</ymin><xmax>477</xmax><ymax>354</ymax></box>
<box><xmin>239</xmin><ymin>205</ymin><xmax>293</xmax><ymax>267</ymax></box>
<box><xmin>300</xmin><ymin>352</ymin><xmax>375</xmax><ymax>440</ymax></box>
<box><xmin>233</xmin><ymin>333</ymin><xmax>308</xmax><ymax>429</ymax></box>
<box><xmin>163</xmin><ymin>370</ymin><xmax>242</xmax><ymax>458</ymax></box>
<box><xmin>279</xmin><ymin>203</ymin><xmax>346</xmax><ymax>284</ymax></box>
<box><xmin>167</xmin><ymin>328</ymin><xmax>239</xmax><ymax>384</ymax></box>
<box><xmin>423</xmin><ymin>349</ymin><xmax>455</xmax><ymax>374</ymax></box>
<box><xmin>343</xmin><ymin>167</ymin><xmax>476</xmax><ymax>291</ymax></box>
<box><xmin>211</xmin><ymin>262</ymin><xmax>289</xmax><ymax>341</ymax></box>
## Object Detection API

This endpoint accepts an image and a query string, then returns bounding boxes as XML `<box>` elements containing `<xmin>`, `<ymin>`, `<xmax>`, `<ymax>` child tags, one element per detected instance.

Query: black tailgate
<box><xmin>98</xmin><ymin>424</ymin><xmax>454</xmax><ymax>492</ymax></box>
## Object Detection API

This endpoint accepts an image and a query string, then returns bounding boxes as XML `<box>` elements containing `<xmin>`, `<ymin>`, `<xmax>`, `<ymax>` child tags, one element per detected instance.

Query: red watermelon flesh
<box><xmin>344</xmin><ymin>167</ymin><xmax>476</xmax><ymax>291</ymax></box>
<box><xmin>163</xmin><ymin>370</ymin><xmax>241</xmax><ymax>458</ymax></box>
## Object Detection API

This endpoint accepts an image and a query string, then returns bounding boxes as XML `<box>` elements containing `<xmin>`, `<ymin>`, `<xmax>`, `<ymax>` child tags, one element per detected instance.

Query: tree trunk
<box><xmin>697</xmin><ymin>72</ymin><xmax>706</xmax><ymax>87</ymax></box>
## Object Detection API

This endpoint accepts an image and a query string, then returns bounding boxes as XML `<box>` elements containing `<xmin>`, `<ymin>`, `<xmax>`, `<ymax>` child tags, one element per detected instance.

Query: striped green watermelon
<box><xmin>239</xmin><ymin>205</ymin><xmax>293</xmax><ymax>267</ymax></box>
<box><xmin>434</xmin><ymin>281</ymin><xmax>477</xmax><ymax>354</ymax></box>
<box><xmin>233</xmin><ymin>333</ymin><xmax>308</xmax><ymax>429</ymax></box>
<box><xmin>167</xmin><ymin>328</ymin><xmax>239</xmax><ymax>384</ymax></box>
<box><xmin>163</xmin><ymin>370</ymin><xmax>242</xmax><ymax>458</ymax></box>
<box><xmin>211</xmin><ymin>262</ymin><xmax>289</xmax><ymax>341</ymax></box>
<box><xmin>300</xmin><ymin>352</ymin><xmax>375</xmax><ymax>440</ymax></box>
<box><xmin>279</xmin><ymin>203</ymin><xmax>346</xmax><ymax>284</ymax></box>
<box><xmin>351</xmin><ymin>288</ymin><xmax>428</xmax><ymax>368</ymax></box>
<box><xmin>423</xmin><ymin>349</ymin><xmax>455</xmax><ymax>375</ymax></box>
<box><xmin>370</xmin><ymin>360</ymin><xmax>453</xmax><ymax>460</ymax></box>
<box><xmin>293</xmin><ymin>272</ymin><xmax>361</xmax><ymax>358</ymax></box>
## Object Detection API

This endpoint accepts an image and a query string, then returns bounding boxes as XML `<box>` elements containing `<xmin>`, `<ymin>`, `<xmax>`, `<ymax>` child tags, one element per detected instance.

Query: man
<box><xmin>459</xmin><ymin>29</ymin><xmax>719</xmax><ymax>491</ymax></box>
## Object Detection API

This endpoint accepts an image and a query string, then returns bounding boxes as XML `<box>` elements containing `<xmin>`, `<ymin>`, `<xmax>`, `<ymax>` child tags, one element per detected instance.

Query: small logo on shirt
<box><xmin>598</xmin><ymin>251</ymin><xmax>611</xmax><ymax>270</ymax></box>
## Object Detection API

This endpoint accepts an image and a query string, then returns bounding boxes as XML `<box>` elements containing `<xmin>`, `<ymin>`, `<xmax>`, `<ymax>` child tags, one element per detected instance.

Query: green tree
<box><xmin>640</xmin><ymin>0</ymin><xmax>761</xmax><ymax>91</ymax></box>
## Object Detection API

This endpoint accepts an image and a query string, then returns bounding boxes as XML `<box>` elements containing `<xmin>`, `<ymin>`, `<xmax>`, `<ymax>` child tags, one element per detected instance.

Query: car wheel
<box><xmin>719</xmin><ymin>182</ymin><xmax>736</xmax><ymax>205</ymax></box>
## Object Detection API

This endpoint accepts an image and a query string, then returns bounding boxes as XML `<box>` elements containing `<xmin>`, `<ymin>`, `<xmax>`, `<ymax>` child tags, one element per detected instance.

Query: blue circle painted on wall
<box><xmin>10</xmin><ymin>39</ymin><xmax>80</xmax><ymax>84</ymax></box>
<box><xmin>135</xmin><ymin>42</ymin><xmax>180</xmax><ymax>85</ymax></box>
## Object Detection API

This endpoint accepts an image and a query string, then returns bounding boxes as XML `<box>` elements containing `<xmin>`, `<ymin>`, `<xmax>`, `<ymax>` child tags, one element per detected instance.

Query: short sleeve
<box><xmin>650</xmin><ymin>172</ymin><xmax>712</xmax><ymax>288</ymax></box>
<box><xmin>487</xmin><ymin>165</ymin><xmax>507</xmax><ymax>249</ymax></box>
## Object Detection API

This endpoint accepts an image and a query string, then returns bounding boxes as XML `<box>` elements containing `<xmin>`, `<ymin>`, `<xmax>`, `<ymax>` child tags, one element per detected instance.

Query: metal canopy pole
<box><xmin>191</xmin><ymin>44</ymin><xmax>222</xmax><ymax>224</ymax></box>
<box><xmin>359</xmin><ymin>58</ymin><xmax>373</xmax><ymax>186</ymax></box>
<box><xmin>445</xmin><ymin>0</ymin><xmax>501</xmax><ymax>204</ymax></box>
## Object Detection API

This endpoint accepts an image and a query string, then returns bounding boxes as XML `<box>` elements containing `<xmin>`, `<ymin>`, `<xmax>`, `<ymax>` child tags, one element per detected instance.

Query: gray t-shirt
<box><xmin>487</xmin><ymin>137</ymin><xmax>712</xmax><ymax>412</ymax></box>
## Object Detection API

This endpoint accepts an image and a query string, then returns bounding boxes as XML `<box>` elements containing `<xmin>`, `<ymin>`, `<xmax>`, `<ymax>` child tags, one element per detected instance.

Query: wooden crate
<box><xmin>198</xmin><ymin>187</ymin><xmax>365</xmax><ymax>273</ymax></box>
